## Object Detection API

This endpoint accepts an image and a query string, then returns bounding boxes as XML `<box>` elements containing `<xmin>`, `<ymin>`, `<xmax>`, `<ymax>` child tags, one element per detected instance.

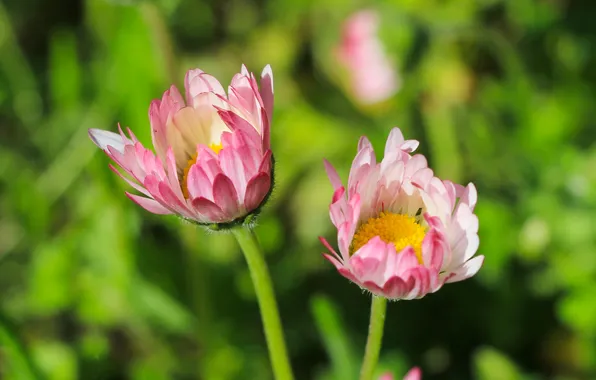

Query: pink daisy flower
<box><xmin>89</xmin><ymin>65</ymin><xmax>274</xmax><ymax>227</ymax></box>
<box><xmin>320</xmin><ymin>128</ymin><xmax>483</xmax><ymax>300</ymax></box>
<box><xmin>379</xmin><ymin>367</ymin><xmax>422</xmax><ymax>380</ymax></box>
<box><xmin>336</xmin><ymin>10</ymin><xmax>400</xmax><ymax>104</ymax></box>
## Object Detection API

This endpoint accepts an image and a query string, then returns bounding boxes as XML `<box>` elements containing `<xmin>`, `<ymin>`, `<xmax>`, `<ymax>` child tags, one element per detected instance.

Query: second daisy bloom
<box><xmin>321</xmin><ymin>128</ymin><xmax>484</xmax><ymax>300</ymax></box>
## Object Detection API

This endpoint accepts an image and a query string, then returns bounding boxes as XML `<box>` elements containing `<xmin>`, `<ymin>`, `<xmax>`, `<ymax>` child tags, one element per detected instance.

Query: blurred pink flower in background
<box><xmin>89</xmin><ymin>65</ymin><xmax>274</xmax><ymax>226</ymax></box>
<box><xmin>378</xmin><ymin>366</ymin><xmax>422</xmax><ymax>380</ymax></box>
<box><xmin>321</xmin><ymin>128</ymin><xmax>483</xmax><ymax>300</ymax></box>
<box><xmin>336</xmin><ymin>10</ymin><xmax>400</xmax><ymax>104</ymax></box>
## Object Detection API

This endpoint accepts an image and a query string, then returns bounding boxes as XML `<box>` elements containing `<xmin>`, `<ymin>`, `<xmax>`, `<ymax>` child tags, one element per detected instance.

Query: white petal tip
<box><xmin>262</xmin><ymin>64</ymin><xmax>273</xmax><ymax>76</ymax></box>
<box><xmin>88</xmin><ymin>128</ymin><xmax>128</xmax><ymax>153</ymax></box>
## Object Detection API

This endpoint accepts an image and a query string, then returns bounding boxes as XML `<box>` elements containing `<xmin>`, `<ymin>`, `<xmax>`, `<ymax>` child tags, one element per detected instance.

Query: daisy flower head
<box><xmin>89</xmin><ymin>65</ymin><xmax>274</xmax><ymax>229</ymax></box>
<box><xmin>336</xmin><ymin>10</ymin><xmax>400</xmax><ymax>104</ymax></box>
<box><xmin>320</xmin><ymin>127</ymin><xmax>483</xmax><ymax>300</ymax></box>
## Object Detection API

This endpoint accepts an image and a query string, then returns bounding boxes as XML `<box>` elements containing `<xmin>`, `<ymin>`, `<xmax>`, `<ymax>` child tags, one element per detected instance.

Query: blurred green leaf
<box><xmin>311</xmin><ymin>294</ymin><xmax>357</xmax><ymax>380</ymax></box>
<box><xmin>131</xmin><ymin>278</ymin><xmax>195</xmax><ymax>334</ymax></box>
<box><xmin>33</xmin><ymin>342</ymin><xmax>77</xmax><ymax>380</ymax></box>
<box><xmin>0</xmin><ymin>314</ymin><xmax>41</xmax><ymax>380</ymax></box>
<box><xmin>474</xmin><ymin>347</ymin><xmax>523</xmax><ymax>380</ymax></box>
<box><xmin>49</xmin><ymin>30</ymin><xmax>81</xmax><ymax>113</ymax></box>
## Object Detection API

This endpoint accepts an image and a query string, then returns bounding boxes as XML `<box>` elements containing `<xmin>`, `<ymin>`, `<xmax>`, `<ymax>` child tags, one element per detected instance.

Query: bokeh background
<box><xmin>1</xmin><ymin>0</ymin><xmax>595</xmax><ymax>379</ymax></box>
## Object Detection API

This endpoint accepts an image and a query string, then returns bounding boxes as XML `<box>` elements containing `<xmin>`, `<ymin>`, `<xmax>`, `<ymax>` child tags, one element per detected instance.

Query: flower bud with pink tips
<box><xmin>89</xmin><ymin>65</ymin><xmax>275</xmax><ymax>229</ymax></box>
<box><xmin>320</xmin><ymin>127</ymin><xmax>483</xmax><ymax>300</ymax></box>
<box><xmin>378</xmin><ymin>367</ymin><xmax>422</xmax><ymax>380</ymax></box>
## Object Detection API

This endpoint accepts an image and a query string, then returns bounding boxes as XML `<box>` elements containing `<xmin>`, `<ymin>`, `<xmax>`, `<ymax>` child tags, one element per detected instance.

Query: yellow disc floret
<box><xmin>351</xmin><ymin>212</ymin><xmax>426</xmax><ymax>261</ymax></box>
<box><xmin>181</xmin><ymin>143</ymin><xmax>223</xmax><ymax>199</ymax></box>
<box><xmin>209</xmin><ymin>142</ymin><xmax>223</xmax><ymax>155</ymax></box>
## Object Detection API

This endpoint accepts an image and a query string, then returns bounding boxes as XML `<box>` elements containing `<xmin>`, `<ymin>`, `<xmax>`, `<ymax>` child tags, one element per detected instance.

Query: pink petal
<box><xmin>319</xmin><ymin>236</ymin><xmax>341</xmax><ymax>261</ymax></box>
<box><xmin>445</xmin><ymin>255</ymin><xmax>484</xmax><ymax>284</ymax></box>
<box><xmin>196</xmin><ymin>146</ymin><xmax>223</xmax><ymax>182</ymax></box>
<box><xmin>323</xmin><ymin>253</ymin><xmax>344</xmax><ymax>270</ymax></box>
<box><xmin>219</xmin><ymin>147</ymin><xmax>248</xmax><ymax>200</ymax></box>
<box><xmin>450</xmin><ymin>205</ymin><xmax>480</xmax><ymax>262</ymax></box>
<box><xmin>108</xmin><ymin>164</ymin><xmax>149</xmax><ymax>197</ymax></box>
<box><xmin>404</xmin><ymin>155</ymin><xmax>428</xmax><ymax>178</ymax></box>
<box><xmin>191</xmin><ymin>196</ymin><xmax>227</xmax><ymax>222</ymax></box>
<box><xmin>443</xmin><ymin>180</ymin><xmax>457</xmax><ymax>210</ymax></box>
<box><xmin>381</xmin><ymin>275</ymin><xmax>409</xmax><ymax>299</ymax></box>
<box><xmin>351</xmin><ymin>236</ymin><xmax>389</xmax><ymax>275</ymax></box>
<box><xmin>384</xmin><ymin>127</ymin><xmax>406</xmax><ymax>157</ymax></box>
<box><xmin>337</xmin><ymin>221</ymin><xmax>354</xmax><ymax>260</ymax></box>
<box><xmin>216</xmin><ymin>108</ymin><xmax>261</xmax><ymax>142</ymax></box>
<box><xmin>185</xmin><ymin>69</ymin><xmax>225</xmax><ymax>103</ymax></box>
<box><xmin>148</xmin><ymin>100</ymin><xmax>168</xmax><ymax>160</ymax></box>
<box><xmin>410</xmin><ymin>168</ymin><xmax>434</xmax><ymax>189</ymax></box>
<box><xmin>360</xmin><ymin>279</ymin><xmax>385</xmax><ymax>295</ymax></box>
<box><xmin>324</xmin><ymin>159</ymin><xmax>343</xmax><ymax>191</ymax></box>
<box><xmin>190</xmin><ymin>90</ymin><xmax>222</xmax><ymax>109</ymax></box>
<box><xmin>424</xmin><ymin>213</ymin><xmax>443</xmax><ymax>230</ymax></box>
<box><xmin>331</xmin><ymin>186</ymin><xmax>346</xmax><ymax>204</ymax></box>
<box><xmin>351</xmin><ymin>142</ymin><xmax>376</xmax><ymax>170</ymax></box>
<box><xmin>165</xmin><ymin>148</ymin><xmax>185</xmax><ymax>201</ymax></box>
<box><xmin>258</xmin><ymin>150</ymin><xmax>273</xmax><ymax>175</ymax></box>
<box><xmin>402</xmin><ymin>267</ymin><xmax>432</xmax><ymax>299</ymax></box>
<box><xmin>400</xmin><ymin>139</ymin><xmax>419</xmax><ymax>153</ymax></box>
<box><xmin>123</xmin><ymin>125</ymin><xmax>138</xmax><ymax>143</ymax></box>
<box><xmin>459</xmin><ymin>182</ymin><xmax>478</xmax><ymax>210</ymax></box>
<box><xmin>244</xmin><ymin>172</ymin><xmax>271</xmax><ymax>211</ymax></box>
<box><xmin>228</xmin><ymin>81</ymin><xmax>259</xmax><ymax>120</ymax></box>
<box><xmin>108</xmin><ymin>143</ymin><xmax>161</xmax><ymax>188</ymax></box>
<box><xmin>421</xmin><ymin>228</ymin><xmax>446</xmax><ymax>271</ymax></box>
<box><xmin>143</xmin><ymin>175</ymin><xmax>166</xmax><ymax>203</ymax></box>
<box><xmin>338</xmin><ymin>267</ymin><xmax>359</xmax><ymax>284</ymax></box>
<box><xmin>379</xmin><ymin>158</ymin><xmax>405</xmax><ymax>187</ymax></box>
<box><xmin>165</xmin><ymin>84</ymin><xmax>185</xmax><ymax>105</ymax></box>
<box><xmin>226</xmin><ymin>131</ymin><xmax>260</xmax><ymax>177</ymax></box>
<box><xmin>403</xmin><ymin>367</ymin><xmax>422</xmax><ymax>380</ymax></box>
<box><xmin>125</xmin><ymin>192</ymin><xmax>172</xmax><ymax>215</ymax></box>
<box><xmin>394</xmin><ymin>247</ymin><xmax>422</xmax><ymax>277</ymax></box>
<box><xmin>451</xmin><ymin>230</ymin><xmax>479</xmax><ymax>265</ymax></box>
<box><xmin>357</xmin><ymin>135</ymin><xmax>373</xmax><ymax>152</ymax></box>
<box><xmin>348</xmin><ymin>145</ymin><xmax>375</xmax><ymax>190</ymax></box>
<box><xmin>350</xmin><ymin>255</ymin><xmax>383</xmax><ymax>282</ymax></box>
<box><xmin>158</xmin><ymin>181</ymin><xmax>193</xmax><ymax>217</ymax></box>
<box><xmin>260</xmin><ymin>106</ymin><xmax>270</xmax><ymax>151</ymax></box>
<box><xmin>212</xmin><ymin>174</ymin><xmax>240</xmax><ymax>218</ymax></box>
<box><xmin>260</xmin><ymin>64</ymin><xmax>274</xmax><ymax>124</ymax></box>
<box><xmin>187</xmin><ymin>164</ymin><xmax>214</xmax><ymax>200</ymax></box>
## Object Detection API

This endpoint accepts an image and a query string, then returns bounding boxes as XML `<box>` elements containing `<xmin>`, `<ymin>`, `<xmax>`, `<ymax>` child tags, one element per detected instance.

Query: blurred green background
<box><xmin>1</xmin><ymin>0</ymin><xmax>595</xmax><ymax>379</ymax></box>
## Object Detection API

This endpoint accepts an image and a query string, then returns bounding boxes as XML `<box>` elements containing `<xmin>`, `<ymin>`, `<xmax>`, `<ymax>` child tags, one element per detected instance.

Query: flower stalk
<box><xmin>359</xmin><ymin>296</ymin><xmax>388</xmax><ymax>380</ymax></box>
<box><xmin>231</xmin><ymin>226</ymin><xmax>294</xmax><ymax>380</ymax></box>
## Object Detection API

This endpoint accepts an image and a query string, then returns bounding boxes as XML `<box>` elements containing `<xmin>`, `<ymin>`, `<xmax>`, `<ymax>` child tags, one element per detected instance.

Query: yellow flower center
<box><xmin>351</xmin><ymin>212</ymin><xmax>426</xmax><ymax>261</ymax></box>
<box><xmin>181</xmin><ymin>143</ymin><xmax>223</xmax><ymax>199</ymax></box>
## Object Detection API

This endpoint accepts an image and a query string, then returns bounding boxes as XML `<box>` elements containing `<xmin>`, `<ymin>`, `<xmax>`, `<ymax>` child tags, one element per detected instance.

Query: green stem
<box><xmin>231</xmin><ymin>227</ymin><xmax>294</xmax><ymax>380</ymax></box>
<box><xmin>359</xmin><ymin>296</ymin><xmax>388</xmax><ymax>380</ymax></box>
<box><xmin>0</xmin><ymin>311</ymin><xmax>42</xmax><ymax>379</ymax></box>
